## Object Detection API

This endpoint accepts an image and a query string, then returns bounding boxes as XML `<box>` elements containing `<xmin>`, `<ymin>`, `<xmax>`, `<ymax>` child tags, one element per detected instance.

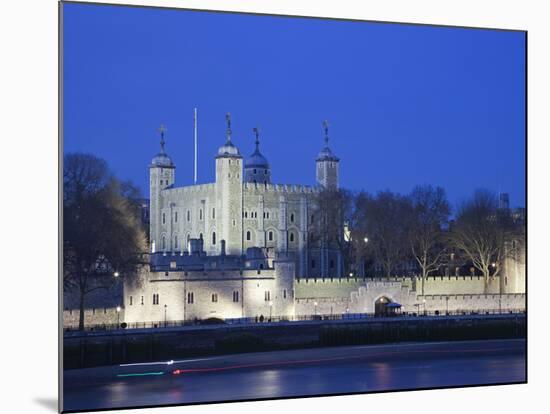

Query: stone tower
<box><xmin>316</xmin><ymin>120</ymin><xmax>340</xmax><ymax>189</ymax></box>
<box><xmin>215</xmin><ymin>113</ymin><xmax>244</xmax><ymax>255</ymax></box>
<box><xmin>149</xmin><ymin>124</ymin><xmax>175</xmax><ymax>253</ymax></box>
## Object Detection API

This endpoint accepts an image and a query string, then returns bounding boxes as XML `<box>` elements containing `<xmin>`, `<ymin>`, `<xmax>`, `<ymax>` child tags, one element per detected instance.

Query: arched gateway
<box><xmin>374</xmin><ymin>296</ymin><xmax>392</xmax><ymax>316</ymax></box>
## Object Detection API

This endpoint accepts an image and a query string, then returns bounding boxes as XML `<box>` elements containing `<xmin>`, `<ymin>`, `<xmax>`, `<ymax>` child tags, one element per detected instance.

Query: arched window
<box><xmin>199</xmin><ymin>209</ymin><xmax>203</xmax><ymax>220</ymax></box>
<box><xmin>174</xmin><ymin>235</ymin><xmax>178</xmax><ymax>249</ymax></box>
<box><xmin>290</xmin><ymin>213</ymin><xmax>295</xmax><ymax>223</ymax></box>
<box><xmin>289</xmin><ymin>232</ymin><xmax>295</xmax><ymax>242</ymax></box>
<box><xmin>246</xmin><ymin>231</ymin><xmax>251</xmax><ymax>241</ymax></box>
<box><xmin>268</xmin><ymin>231</ymin><xmax>273</xmax><ymax>241</ymax></box>
<box><xmin>212</xmin><ymin>208</ymin><xmax>216</xmax><ymax>219</ymax></box>
<box><xmin>162</xmin><ymin>213</ymin><xmax>166</xmax><ymax>224</ymax></box>
<box><xmin>187</xmin><ymin>210</ymin><xmax>190</xmax><ymax>222</ymax></box>
<box><xmin>162</xmin><ymin>236</ymin><xmax>166</xmax><ymax>250</ymax></box>
<box><xmin>174</xmin><ymin>211</ymin><xmax>178</xmax><ymax>222</ymax></box>
<box><xmin>212</xmin><ymin>232</ymin><xmax>216</xmax><ymax>245</ymax></box>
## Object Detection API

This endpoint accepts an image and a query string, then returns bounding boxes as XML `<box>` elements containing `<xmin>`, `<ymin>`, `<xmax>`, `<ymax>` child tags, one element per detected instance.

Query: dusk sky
<box><xmin>63</xmin><ymin>2</ymin><xmax>526</xmax><ymax>208</ymax></box>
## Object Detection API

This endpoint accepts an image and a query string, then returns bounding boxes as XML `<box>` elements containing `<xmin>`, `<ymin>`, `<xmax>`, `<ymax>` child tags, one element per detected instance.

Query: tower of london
<box><xmin>149</xmin><ymin>114</ymin><xmax>342</xmax><ymax>279</ymax></box>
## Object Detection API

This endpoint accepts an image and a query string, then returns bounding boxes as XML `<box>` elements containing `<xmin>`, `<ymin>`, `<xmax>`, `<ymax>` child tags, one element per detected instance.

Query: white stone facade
<box><xmin>149</xmin><ymin>121</ymin><xmax>342</xmax><ymax>279</ymax></box>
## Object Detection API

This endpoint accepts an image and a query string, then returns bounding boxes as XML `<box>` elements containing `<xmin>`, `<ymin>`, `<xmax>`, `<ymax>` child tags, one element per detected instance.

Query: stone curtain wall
<box><xmin>63</xmin><ymin>307</ymin><xmax>124</xmax><ymax>329</ymax></box>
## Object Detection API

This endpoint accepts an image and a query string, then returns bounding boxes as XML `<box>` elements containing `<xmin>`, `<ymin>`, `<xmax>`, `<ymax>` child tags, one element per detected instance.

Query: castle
<box><xmin>148</xmin><ymin>115</ymin><xmax>342</xmax><ymax>279</ymax></box>
<box><xmin>63</xmin><ymin>115</ymin><xmax>526</xmax><ymax>328</ymax></box>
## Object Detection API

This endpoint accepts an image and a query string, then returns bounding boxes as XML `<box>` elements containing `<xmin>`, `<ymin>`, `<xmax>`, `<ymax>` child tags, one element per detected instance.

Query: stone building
<box><xmin>149</xmin><ymin>115</ymin><xmax>342</xmax><ymax>279</ymax></box>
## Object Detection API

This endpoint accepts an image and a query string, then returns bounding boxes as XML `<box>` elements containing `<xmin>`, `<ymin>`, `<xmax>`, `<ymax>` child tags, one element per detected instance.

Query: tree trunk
<box><xmin>483</xmin><ymin>271</ymin><xmax>489</xmax><ymax>294</ymax></box>
<box><xmin>421</xmin><ymin>270</ymin><xmax>426</xmax><ymax>296</ymax></box>
<box><xmin>78</xmin><ymin>290</ymin><xmax>86</xmax><ymax>331</ymax></box>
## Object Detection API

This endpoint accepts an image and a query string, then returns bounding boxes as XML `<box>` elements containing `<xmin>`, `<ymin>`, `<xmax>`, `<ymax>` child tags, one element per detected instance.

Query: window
<box><xmin>187</xmin><ymin>292</ymin><xmax>194</xmax><ymax>304</ymax></box>
<box><xmin>199</xmin><ymin>232</ymin><xmax>203</xmax><ymax>240</ymax></box>
<box><xmin>187</xmin><ymin>210</ymin><xmax>190</xmax><ymax>222</ymax></box>
<box><xmin>265</xmin><ymin>169</ymin><xmax>267</xmax><ymax>174</ymax></box>
<box><xmin>212</xmin><ymin>232</ymin><xmax>216</xmax><ymax>245</ymax></box>
<box><xmin>200</xmin><ymin>209</ymin><xmax>203</xmax><ymax>220</ymax></box>
<box><xmin>212</xmin><ymin>208</ymin><xmax>216</xmax><ymax>219</ymax></box>
<box><xmin>175</xmin><ymin>211</ymin><xmax>178</xmax><ymax>222</ymax></box>
<box><xmin>162</xmin><ymin>236</ymin><xmax>166</xmax><ymax>250</ymax></box>
<box><xmin>174</xmin><ymin>236</ymin><xmax>178</xmax><ymax>249</ymax></box>
<box><xmin>162</xmin><ymin>213</ymin><xmax>166</xmax><ymax>224</ymax></box>
<box><xmin>245</xmin><ymin>211</ymin><xmax>248</xmax><ymax>218</ymax></box>
<box><xmin>283</xmin><ymin>289</ymin><xmax>287</xmax><ymax>299</ymax></box>
<box><xmin>311</xmin><ymin>259</ymin><xmax>316</xmax><ymax>269</ymax></box>
<box><xmin>129</xmin><ymin>296</ymin><xmax>133</xmax><ymax>306</ymax></box>
<box><xmin>141</xmin><ymin>296</ymin><xmax>144</xmax><ymax>305</ymax></box>
<box><xmin>246</xmin><ymin>231</ymin><xmax>251</xmax><ymax>241</ymax></box>
<box><xmin>289</xmin><ymin>232</ymin><xmax>295</xmax><ymax>242</ymax></box>
<box><xmin>266</xmin><ymin>212</ymin><xmax>270</xmax><ymax>219</ymax></box>
<box><xmin>253</xmin><ymin>169</ymin><xmax>257</xmax><ymax>174</ymax></box>
<box><xmin>153</xmin><ymin>294</ymin><xmax>160</xmax><ymax>305</ymax></box>
<box><xmin>268</xmin><ymin>231</ymin><xmax>273</xmax><ymax>241</ymax></box>
<box><xmin>212</xmin><ymin>293</ymin><xmax>218</xmax><ymax>303</ymax></box>
<box><xmin>264</xmin><ymin>291</ymin><xmax>271</xmax><ymax>301</ymax></box>
<box><xmin>233</xmin><ymin>291</ymin><xmax>239</xmax><ymax>302</ymax></box>
<box><xmin>311</xmin><ymin>214</ymin><xmax>314</xmax><ymax>224</ymax></box>
<box><xmin>330</xmin><ymin>259</ymin><xmax>334</xmax><ymax>269</ymax></box>
<box><xmin>290</xmin><ymin>213</ymin><xmax>295</xmax><ymax>222</ymax></box>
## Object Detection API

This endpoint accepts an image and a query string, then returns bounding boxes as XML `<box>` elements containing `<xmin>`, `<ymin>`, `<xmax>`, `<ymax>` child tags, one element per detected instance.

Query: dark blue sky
<box><xmin>63</xmin><ymin>3</ymin><xmax>526</xmax><ymax>208</ymax></box>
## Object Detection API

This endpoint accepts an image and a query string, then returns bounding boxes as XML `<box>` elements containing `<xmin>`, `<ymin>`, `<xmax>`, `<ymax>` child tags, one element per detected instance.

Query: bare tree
<box><xmin>451</xmin><ymin>189</ymin><xmax>508</xmax><ymax>293</ymax></box>
<box><xmin>63</xmin><ymin>153</ymin><xmax>147</xmax><ymax>330</ymax></box>
<box><xmin>354</xmin><ymin>191</ymin><xmax>413</xmax><ymax>278</ymax></box>
<box><xmin>309</xmin><ymin>188</ymin><xmax>353</xmax><ymax>276</ymax></box>
<box><xmin>409</xmin><ymin>185</ymin><xmax>451</xmax><ymax>295</ymax></box>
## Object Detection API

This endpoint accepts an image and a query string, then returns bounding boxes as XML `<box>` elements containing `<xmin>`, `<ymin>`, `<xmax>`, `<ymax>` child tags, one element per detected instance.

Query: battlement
<box><xmin>243</xmin><ymin>182</ymin><xmax>319</xmax><ymax>194</ymax></box>
<box><xmin>162</xmin><ymin>183</ymin><xmax>216</xmax><ymax>196</ymax></box>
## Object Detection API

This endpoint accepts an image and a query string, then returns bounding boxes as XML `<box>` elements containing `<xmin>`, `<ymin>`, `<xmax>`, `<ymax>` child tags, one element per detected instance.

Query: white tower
<box><xmin>215</xmin><ymin>113</ymin><xmax>244</xmax><ymax>255</ymax></box>
<box><xmin>149</xmin><ymin>124</ymin><xmax>175</xmax><ymax>253</ymax></box>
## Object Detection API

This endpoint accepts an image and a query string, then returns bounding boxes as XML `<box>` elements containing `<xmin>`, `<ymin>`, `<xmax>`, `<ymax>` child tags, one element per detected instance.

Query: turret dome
<box><xmin>245</xmin><ymin>128</ymin><xmax>269</xmax><ymax>168</ymax></box>
<box><xmin>316</xmin><ymin>120</ymin><xmax>339</xmax><ymax>162</ymax></box>
<box><xmin>150</xmin><ymin>124</ymin><xmax>175</xmax><ymax>168</ymax></box>
<box><xmin>244</xmin><ymin>128</ymin><xmax>272</xmax><ymax>184</ymax></box>
<box><xmin>216</xmin><ymin>112</ymin><xmax>242</xmax><ymax>158</ymax></box>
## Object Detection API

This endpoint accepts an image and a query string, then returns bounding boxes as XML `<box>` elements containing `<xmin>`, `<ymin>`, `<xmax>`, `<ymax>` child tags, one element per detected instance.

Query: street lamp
<box><xmin>164</xmin><ymin>304</ymin><xmax>167</xmax><ymax>327</ymax></box>
<box><xmin>116</xmin><ymin>306</ymin><xmax>121</xmax><ymax>326</ymax></box>
<box><xmin>363</xmin><ymin>237</ymin><xmax>369</xmax><ymax>243</ymax></box>
<box><xmin>113</xmin><ymin>271</ymin><xmax>120</xmax><ymax>278</ymax></box>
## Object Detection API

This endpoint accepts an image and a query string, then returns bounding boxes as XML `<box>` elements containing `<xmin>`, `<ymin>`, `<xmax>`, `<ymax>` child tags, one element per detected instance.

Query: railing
<box><xmin>63</xmin><ymin>308</ymin><xmax>526</xmax><ymax>334</ymax></box>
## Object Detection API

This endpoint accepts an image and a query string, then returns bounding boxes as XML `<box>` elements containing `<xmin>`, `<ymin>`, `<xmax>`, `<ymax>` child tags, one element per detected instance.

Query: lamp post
<box><xmin>116</xmin><ymin>306</ymin><xmax>121</xmax><ymax>327</ymax></box>
<box><xmin>113</xmin><ymin>271</ymin><xmax>119</xmax><ymax>278</ymax></box>
<box><xmin>164</xmin><ymin>304</ymin><xmax>167</xmax><ymax>327</ymax></box>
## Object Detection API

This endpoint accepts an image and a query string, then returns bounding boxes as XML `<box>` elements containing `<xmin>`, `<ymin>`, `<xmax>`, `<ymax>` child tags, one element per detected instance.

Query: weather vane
<box><xmin>253</xmin><ymin>127</ymin><xmax>260</xmax><ymax>147</ymax></box>
<box><xmin>225</xmin><ymin>113</ymin><xmax>232</xmax><ymax>140</ymax></box>
<box><xmin>323</xmin><ymin>120</ymin><xmax>329</xmax><ymax>145</ymax></box>
<box><xmin>158</xmin><ymin>123</ymin><xmax>167</xmax><ymax>152</ymax></box>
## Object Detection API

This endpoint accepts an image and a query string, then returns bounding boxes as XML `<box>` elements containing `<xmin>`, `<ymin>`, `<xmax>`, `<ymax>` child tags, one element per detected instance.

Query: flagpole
<box><xmin>194</xmin><ymin>107</ymin><xmax>197</xmax><ymax>184</ymax></box>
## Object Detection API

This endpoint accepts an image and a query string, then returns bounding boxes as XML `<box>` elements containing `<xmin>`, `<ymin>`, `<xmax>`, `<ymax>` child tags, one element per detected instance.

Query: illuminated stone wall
<box><xmin>123</xmin><ymin>259</ymin><xmax>295</xmax><ymax>324</ymax></box>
